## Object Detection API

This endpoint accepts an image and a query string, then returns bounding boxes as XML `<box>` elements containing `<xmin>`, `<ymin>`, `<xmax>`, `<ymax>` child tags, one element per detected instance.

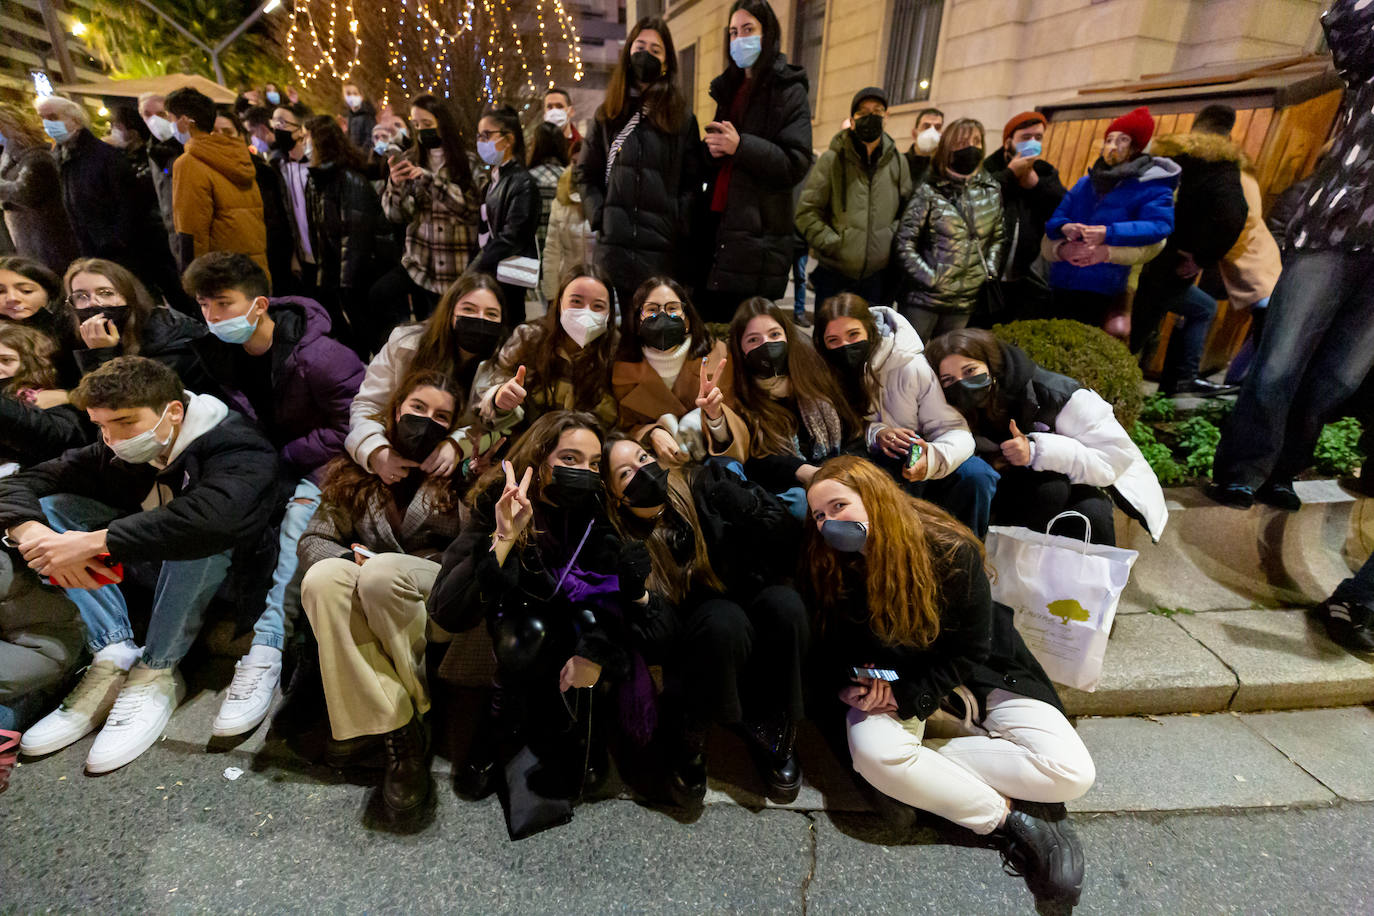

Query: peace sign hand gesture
<box><xmin>494</xmin><ymin>460</ymin><xmax>534</xmax><ymax>542</ymax></box>
<box><xmin>696</xmin><ymin>356</ymin><xmax>727</xmax><ymax>421</ymax></box>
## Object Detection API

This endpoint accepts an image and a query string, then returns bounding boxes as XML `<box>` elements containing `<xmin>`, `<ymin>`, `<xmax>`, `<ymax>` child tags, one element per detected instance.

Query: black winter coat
<box><xmin>703</xmin><ymin>56</ymin><xmax>813</xmax><ymax>298</ymax></box>
<box><xmin>56</xmin><ymin>129</ymin><xmax>141</xmax><ymax>262</ymax></box>
<box><xmin>305</xmin><ymin>163</ymin><xmax>390</xmax><ymax>290</ymax></box>
<box><xmin>254</xmin><ymin>157</ymin><xmax>294</xmax><ymax>293</ymax></box>
<box><xmin>982</xmin><ymin>148</ymin><xmax>1067</xmax><ymax>280</ymax></box>
<box><xmin>0</xmin><ymin>400</ymin><xmax>92</xmax><ymax>466</ymax></box>
<box><xmin>72</xmin><ymin>306</ymin><xmax>220</xmax><ymax>398</ymax></box>
<box><xmin>578</xmin><ymin>100</ymin><xmax>703</xmax><ymax>294</ymax></box>
<box><xmin>821</xmin><ymin>540</ymin><xmax>1062</xmax><ymax>721</ymax></box>
<box><xmin>347</xmin><ymin>100</ymin><xmax>378</xmax><ymax>152</ymax></box>
<box><xmin>0</xmin><ymin>404</ymin><xmax>278</xmax><ymax>562</ymax></box>
<box><xmin>472</xmin><ymin>158</ymin><xmax>540</xmax><ymax>275</ymax></box>
<box><xmin>1146</xmin><ymin>132</ymin><xmax>1247</xmax><ymax>268</ymax></box>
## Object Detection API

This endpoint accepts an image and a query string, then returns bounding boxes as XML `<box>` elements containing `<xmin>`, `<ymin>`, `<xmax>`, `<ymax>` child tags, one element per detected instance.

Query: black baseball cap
<box><xmin>851</xmin><ymin>87</ymin><xmax>888</xmax><ymax>115</ymax></box>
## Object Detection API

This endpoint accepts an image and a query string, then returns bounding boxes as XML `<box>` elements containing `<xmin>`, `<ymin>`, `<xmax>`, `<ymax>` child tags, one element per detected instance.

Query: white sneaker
<box><xmin>20</xmin><ymin>660</ymin><xmax>129</xmax><ymax>756</ymax></box>
<box><xmin>211</xmin><ymin>650</ymin><xmax>282</xmax><ymax>737</ymax></box>
<box><xmin>85</xmin><ymin>667</ymin><xmax>186</xmax><ymax>774</ymax></box>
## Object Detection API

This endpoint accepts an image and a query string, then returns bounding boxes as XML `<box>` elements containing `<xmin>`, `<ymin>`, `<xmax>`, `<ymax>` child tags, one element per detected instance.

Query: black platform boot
<box><xmin>381</xmin><ymin>715</ymin><xmax>433</xmax><ymax>817</ymax></box>
<box><xmin>997</xmin><ymin>800</ymin><xmax>1084</xmax><ymax>905</ymax></box>
<box><xmin>740</xmin><ymin>714</ymin><xmax>801</xmax><ymax>804</ymax></box>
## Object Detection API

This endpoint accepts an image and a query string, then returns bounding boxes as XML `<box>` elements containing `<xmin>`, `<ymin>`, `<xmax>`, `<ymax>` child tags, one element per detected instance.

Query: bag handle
<box><xmin>1045</xmin><ymin>510</ymin><xmax>1092</xmax><ymax>548</ymax></box>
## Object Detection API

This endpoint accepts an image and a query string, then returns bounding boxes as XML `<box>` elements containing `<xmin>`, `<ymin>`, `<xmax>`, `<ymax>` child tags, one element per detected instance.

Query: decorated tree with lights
<box><xmin>276</xmin><ymin>0</ymin><xmax>583</xmax><ymax>129</ymax></box>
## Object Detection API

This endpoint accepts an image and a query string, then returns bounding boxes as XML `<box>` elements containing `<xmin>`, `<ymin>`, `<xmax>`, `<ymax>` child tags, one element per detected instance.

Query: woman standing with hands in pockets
<box><xmin>696</xmin><ymin>0</ymin><xmax>813</xmax><ymax>323</ymax></box>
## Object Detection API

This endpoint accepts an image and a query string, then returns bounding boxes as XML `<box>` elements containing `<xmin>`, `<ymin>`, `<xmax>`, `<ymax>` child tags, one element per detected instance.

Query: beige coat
<box><xmin>1218</xmin><ymin>171</ymin><xmax>1281</xmax><ymax>310</ymax></box>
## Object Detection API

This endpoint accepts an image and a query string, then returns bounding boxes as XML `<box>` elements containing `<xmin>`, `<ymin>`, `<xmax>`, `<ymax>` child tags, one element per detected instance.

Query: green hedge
<box><xmin>992</xmin><ymin>319</ymin><xmax>1145</xmax><ymax>428</ymax></box>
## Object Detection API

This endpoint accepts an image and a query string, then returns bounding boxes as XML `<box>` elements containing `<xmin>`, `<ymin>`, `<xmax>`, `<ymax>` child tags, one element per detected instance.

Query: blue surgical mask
<box><xmin>207</xmin><ymin>308</ymin><xmax>262</xmax><ymax>345</ymax></box>
<box><xmin>730</xmin><ymin>35</ymin><xmax>762</xmax><ymax>69</ymax></box>
<box><xmin>251</xmin><ymin>135</ymin><xmax>270</xmax><ymax>155</ymax></box>
<box><xmin>373</xmin><ymin>139</ymin><xmax>390</xmax><ymax>156</ymax></box>
<box><xmin>0</xmin><ymin>130</ymin><xmax>7</xmax><ymax>146</ymax></box>
<box><xmin>173</xmin><ymin>125</ymin><xmax>191</xmax><ymax>146</ymax></box>
<box><xmin>42</xmin><ymin>119</ymin><xmax>69</xmax><ymax>143</ymax></box>
<box><xmin>1015</xmin><ymin>138</ymin><xmax>1042</xmax><ymax>158</ymax></box>
<box><xmin>476</xmin><ymin>138</ymin><xmax>503</xmax><ymax>166</ymax></box>
<box><xmin>266</xmin><ymin>91</ymin><xmax>281</xmax><ymax>106</ymax></box>
<box><xmin>820</xmin><ymin>519</ymin><xmax>868</xmax><ymax>553</ymax></box>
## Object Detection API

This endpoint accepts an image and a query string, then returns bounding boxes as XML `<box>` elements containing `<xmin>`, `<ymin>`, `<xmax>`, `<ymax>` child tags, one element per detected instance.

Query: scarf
<box><xmin>1089</xmin><ymin>153</ymin><xmax>1153</xmax><ymax>196</ymax></box>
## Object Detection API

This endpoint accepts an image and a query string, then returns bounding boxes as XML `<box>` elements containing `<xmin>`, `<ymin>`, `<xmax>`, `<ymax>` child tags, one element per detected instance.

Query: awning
<box><xmin>51</xmin><ymin>73</ymin><xmax>236</xmax><ymax>104</ymax></box>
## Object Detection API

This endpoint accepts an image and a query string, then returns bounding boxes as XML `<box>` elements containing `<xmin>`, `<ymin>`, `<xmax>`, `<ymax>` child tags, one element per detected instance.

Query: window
<box><xmin>884</xmin><ymin>0</ymin><xmax>944</xmax><ymax>105</ymax></box>
<box><xmin>793</xmin><ymin>0</ymin><xmax>826</xmax><ymax>113</ymax></box>
<box><xmin>678</xmin><ymin>42</ymin><xmax>696</xmax><ymax>111</ymax></box>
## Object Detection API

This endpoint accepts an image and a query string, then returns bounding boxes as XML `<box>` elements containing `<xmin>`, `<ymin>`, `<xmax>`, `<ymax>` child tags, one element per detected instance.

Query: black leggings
<box><xmin>991</xmin><ymin>466</ymin><xmax>1116</xmax><ymax>546</ymax></box>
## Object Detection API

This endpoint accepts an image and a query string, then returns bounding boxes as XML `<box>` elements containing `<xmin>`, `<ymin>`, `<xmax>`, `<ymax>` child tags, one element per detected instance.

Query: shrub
<box><xmin>1175</xmin><ymin>416</ymin><xmax>1221</xmax><ymax>477</ymax></box>
<box><xmin>993</xmin><ymin>319</ymin><xmax>1145</xmax><ymax>428</ymax></box>
<box><xmin>1140</xmin><ymin>393</ymin><xmax>1175</xmax><ymax>422</ymax></box>
<box><xmin>1131</xmin><ymin>421</ymin><xmax>1186</xmax><ymax>485</ymax></box>
<box><xmin>1314</xmin><ymin>417</ymin><xmax>1366</xmax><ymax>476</ymax></box>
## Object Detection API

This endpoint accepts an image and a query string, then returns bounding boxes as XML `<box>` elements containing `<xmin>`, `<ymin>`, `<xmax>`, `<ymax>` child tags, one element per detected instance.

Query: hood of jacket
<box><xmin>186</xmin><ymin>133</ymin><xmax>257</xmax><ymax>188</ymax></box>
<box><xmin>1149</xmin><ymin>131</ymin><xmax>1246</xmax><ymax>167</ymax></box>
<box><xmin>161</xmin><ymin>392</ymin><xmax>230</xmax><ymax>467</ymax></box>
<box><xmin>267</xmin><ymin>295</ymin><xmax>333</xmax><ymax>357</ymax></box>
<box><xmin>868</xmin><ymin>304</ymin><xmax>925</xmax><ymax>374</ymax></box>
<box><xmin>708</xmin><ymin>52</ymin><xmax>809</xmax><ymax>102</ymax></box>
<box><xmin>141</xmin><ymin>305</ymin><xmax>209</xmax><ymax>353</ymax></box>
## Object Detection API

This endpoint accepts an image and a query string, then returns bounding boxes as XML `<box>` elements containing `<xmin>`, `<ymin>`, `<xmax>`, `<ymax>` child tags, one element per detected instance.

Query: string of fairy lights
<box><xmin>283</xmin><ymin>0</ymin><xmax>582</xmax><ymax>107</ymax></box>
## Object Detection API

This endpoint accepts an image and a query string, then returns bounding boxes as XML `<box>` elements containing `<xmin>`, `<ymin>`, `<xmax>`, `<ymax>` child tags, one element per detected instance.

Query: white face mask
<box><xmin>108</xmin><ymin>403</ymin><xmax>175</xmax><ymax>464</ymax></box>
<box><xmin>560</xmin><ymin>307</ymin><xmax>608</xmax><ymax>348</ymax></box>
<box><xmin>345</xmin><ymin>93</ymin><xmax>362</xmax><ymax>111</ymax></box>
<box><xmin>915</xmin><ymin>126</ymin><xmax>940</xmax><ymax>155</ymax></box>
<box><xmin>146</xmin><ymin>114</ymin><xmax>175</xmax><ymax>143</ymax></box>
<box><xmin>544</xmin><ymin>107</ymin><xmax>569</xmax><ymax>128</ymax></box>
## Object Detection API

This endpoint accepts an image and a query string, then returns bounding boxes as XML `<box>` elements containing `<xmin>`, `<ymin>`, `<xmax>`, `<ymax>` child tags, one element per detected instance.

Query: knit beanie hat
<box><xmin>1002</xmin><ymin>111</ymin><xmax>1046</xmax><ymax>144</ymax></box>
<box><xmin>1105</xmin><ymin>107</ymin><xmax>1154</xmax><ymax>150</ymax></box>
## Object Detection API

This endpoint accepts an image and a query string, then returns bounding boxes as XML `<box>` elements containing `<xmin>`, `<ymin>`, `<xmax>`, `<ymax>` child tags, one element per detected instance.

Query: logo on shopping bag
<box><xmin>1047</xmin><ymin>598</ymin><xmax>1090</xmax><ymax>625</ymax></box>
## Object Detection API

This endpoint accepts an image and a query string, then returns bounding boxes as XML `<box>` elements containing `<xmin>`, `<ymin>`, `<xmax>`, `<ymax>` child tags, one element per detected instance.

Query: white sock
<box><xmin>244</xmin><ymin>644</ymin><xmax>282</xmax><ymax>666</ymax></box>
<box><xmin>94</xmin><ymin>640</ymin><xmax>141</xmax><ymax>671</ymax></box>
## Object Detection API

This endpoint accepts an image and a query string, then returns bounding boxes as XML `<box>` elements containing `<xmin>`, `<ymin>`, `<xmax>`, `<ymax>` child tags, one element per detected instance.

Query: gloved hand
<box><xmin>615</xmin><ymin>539</ymin><xmax>653</xmax><ymax>602</ymax></box>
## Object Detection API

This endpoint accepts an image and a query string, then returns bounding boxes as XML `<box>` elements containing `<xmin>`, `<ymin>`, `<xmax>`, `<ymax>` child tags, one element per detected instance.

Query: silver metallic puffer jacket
<box><xmin>895</xmin><ymin>171</ymin><xmax>1005</xmax><ymax>314</ymax></box>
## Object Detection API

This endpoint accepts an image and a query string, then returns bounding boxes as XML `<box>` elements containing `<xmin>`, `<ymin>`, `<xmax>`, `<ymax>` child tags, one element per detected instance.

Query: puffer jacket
<box><xmin>172</xmin><ymin>132</ymin><xmax>269</xmax><ymax>278</ymax></box>
<box><xmin>1286</xmin><ymin>0</ymin><xmax>1374</xmax><ymax>252</ymax></box>
<box><xmin>306</xmin><ymin>162</ymin><xmax>390</xmax><ymax>291</ymax></box>
<box><xmin>861</xmin><ymin>305</ymin><xmax>973</xmax><ymax>479</ymax></box>
<box><xmin>540</xmin><ymin>167</ymin><xmax>595</xmax><ymax>300</ymax></box>
<box><xmin>578</xmin><ymin>100</ymin><xmax>703</xmax><ymax>294</ymax></box>
<box><xmin>895</xmin><ymin>171</ymin><xmax>1005</xmax><ymax>314</ymax></box>
<box><xmin>795</xmin><ymin>130</ymin><xmax>912</xmax><ymax>281</ymax></box>
<box><xmin>703</xmin><ymin>54</ymin><xmax>814</xmax><ymax>298</ymax></box>
<box><xmin>1045</xmin><ymin>155</ymin><xmax>1180</xmax><ymax>295</ymax></box>
<box><xmin>1147</xmin><ymin>131</ymin><xmax>1248</xmax><ymax>268</ymax></box>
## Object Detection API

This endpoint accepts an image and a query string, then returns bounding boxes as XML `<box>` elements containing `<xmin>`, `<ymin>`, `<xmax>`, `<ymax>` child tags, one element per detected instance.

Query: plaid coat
<box><xmin>381</xmin><ymin>162</ymin><xmax>482</xmax><ymax>294</ymax></box>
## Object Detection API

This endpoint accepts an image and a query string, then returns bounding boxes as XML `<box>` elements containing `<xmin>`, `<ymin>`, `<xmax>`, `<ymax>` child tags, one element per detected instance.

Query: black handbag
<box><xmin>499</xmin><ymin>687</ymin><xmax>593</xmax><ymax>840</ymax></box>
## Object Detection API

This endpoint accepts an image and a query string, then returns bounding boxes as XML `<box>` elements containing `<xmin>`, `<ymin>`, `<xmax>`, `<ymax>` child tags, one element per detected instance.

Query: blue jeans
<box><xmin>40</xmin><ymin>493</ymin><xmax>233</xmax><ymax>669</ymax></box>
<box><xmin>879</xmin><ymin>453</ymin><xmax>1000</xmax><ymax>539</ymax></box>
<box><xmin>1214</xmin><ymin>250</ymin><xmax>1374</xmax><ymax>488</ymax></box>
<box><xmin>793</xmin><ymin>252</ymin><xmax>808</xmax><ymax>314</ymax></box>
<box><xmin>252</xmin><ymin>478</ymin><xmax>321</xmax><ymax>650</ymax></box>
<box><xmin>1334</xmin><ymin>552</ymin><xmax>1374</xmax><ymax>608</ymax></box>
<box><xmin>1159</xmin><ymin>283</ymin><xmax>1219</xmax><ymax>387</ymax></box>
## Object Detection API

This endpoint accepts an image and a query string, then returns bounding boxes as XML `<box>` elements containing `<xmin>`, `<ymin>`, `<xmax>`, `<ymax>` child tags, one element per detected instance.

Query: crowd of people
<box><xmin>0</xmin><ymin>0</ymin><xmax>1369</xmax><ymax>906</ymax></box>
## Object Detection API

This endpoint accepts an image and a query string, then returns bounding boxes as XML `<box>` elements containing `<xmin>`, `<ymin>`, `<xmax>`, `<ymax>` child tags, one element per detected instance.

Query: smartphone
<box><xmin>352</xmin><ymin>543</ymin><xmax>377</xmax><ymax>559</ymax></box>
<box><xmin>46</xmin><ymin>553</ymin><xmax>123</xmax><ymax>587</ymax></box>
<box><xmin>704</xmin><ymin>125</ymin><xmax>722</xmax><ymax>135</ymax></box>
<box><xmin>852</xmin><ymin>666</ymin><xmax>900</xmax><ymax>682</ymax></box>
<box><xmin>906</xmin><ymin>442</ymin><xmax>924</xmax><ymax>469</ymax></box>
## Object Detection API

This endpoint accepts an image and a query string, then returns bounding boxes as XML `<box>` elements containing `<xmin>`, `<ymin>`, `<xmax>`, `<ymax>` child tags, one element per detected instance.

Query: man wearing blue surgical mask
<box><xmin>185</xmin><ymin>250</ymin><xmax>364</xmax><ymax>738</ymax></box>
<box><xmin>981</xmin><ymin>111</ymin><xmax>1066</xmax><ymax>319</ymax></box>
<box><xmin>0</xmin><ymin>355</ymin><xmax>279</xmax><ymax>773</ymax></box>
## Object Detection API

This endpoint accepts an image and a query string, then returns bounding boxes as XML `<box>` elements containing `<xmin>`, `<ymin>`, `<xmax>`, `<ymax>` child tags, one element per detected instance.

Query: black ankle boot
<box><xmin>666</xmin><ymin>721</ymin><xmax>709</xmax><ymax>808</ymax></box>
<box><xmin>997</xmin><ymin>801</ymin><xmax>1084</xmax><ymax>905</ymax></box>
<box><xmin>740</xmin><ymin>715</ymin><xmax>801</xmax><ymax>804</ymax></box>
<box><xmin>454</xmin><ymin>687</ymin><xmax>511</xmax><ymax>801</ymax></box>
<box><xmin>382</xmin><ymin>716</ymin><xmax>432</xmax><ymax>815</ymax></box>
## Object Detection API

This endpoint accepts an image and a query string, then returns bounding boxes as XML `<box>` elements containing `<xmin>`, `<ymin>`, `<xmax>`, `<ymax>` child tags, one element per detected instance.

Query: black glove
<box><xmin>615</xmin><ymin>539</ymin><xmax>653</xmax><ymax>602</ymax></box>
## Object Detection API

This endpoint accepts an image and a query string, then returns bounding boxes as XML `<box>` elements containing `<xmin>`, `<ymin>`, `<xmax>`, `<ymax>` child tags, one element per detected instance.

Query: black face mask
<box><xmin>852</xmin><ymin>114</ymin><xmax>884</xmax><ymax>144</ymax></box>
<box><xmin>943</xmin><ymin>372</ymin><xmax>994</xmax><ymax>412</ymax></box>
<box><xmin>74</xmin><ymin>305</ymin><xmax>131</xmax><ymax>332</ymax></box>
<box><xmin>622</xmin><ymin>461</ymin><xmax>670</xmax><ymax>509</ymax></box>
<box><xmin>546</xmin><ymin>466</ymin><xmax>603</xmax><ymax>510</ymax></box>
<box><xmin>417</xmin><ymin>127</ymin><xmax>442</xmax><ymax>150</ymax></box>
<box><xmin>638</xmin><ymin>313</ymin><xmax>687</xmax><ymax>352</ymax></box>
<box><xmin>948</xmin><ymin>146</ymin><xmax>984</xmax><ymax>176</ymax></box>
<box><xmin>392</xmin><ymin>413</ymin><xmax>450</xmax><ymax>462</ymax></box>
<box><xmin>453</xmin><ymin>315</ymin><xmax>503</xmax><ymax>360</ymax></box>
<box><xmin>629</xmin><ymin>50</ymin><xmax>664</xmax><ymax>84</ymax></box>
<box><xmin>272</xmin><ymin>128</ymin><xmax>297</xmax><ymax>152</ymax></box>
<box><xmin>744</xmin><ymin>339</ymin><xmax>788</xmax><ymax>379</ymax></box>
<box><xmin>828</xmin><ymin>339</ymin><xmax>872</xmax><ymax>373</ymax></box>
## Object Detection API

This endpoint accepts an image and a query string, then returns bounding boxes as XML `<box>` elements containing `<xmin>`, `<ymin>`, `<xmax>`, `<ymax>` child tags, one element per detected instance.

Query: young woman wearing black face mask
<box><xmin>347</xmin><ymin>273</ymin><xmax>513</xmax><ymax>490</ymax></box>
<box><xmin>578</xmin><ymin>17</ymin><xmax>704</xmax><ymax>309</ymax></box>
<box><xmin>705</xmin><ymin>297</ymin><xmax>862</xmax><ymax>498</ymax></box>
<box><xmin>894</xmin><ymin>119</ymin><xmax>1006</xmax><ymax>341</ymax></box>
<box><xmin>601</xmin><ymin>434</ymin><xmax>807</xmax><ymax>806</ymax></box>
<box><xmin>813</xmin><ymin>293</ymin><xmax>999</xmax><ymax>536</ymax></box>
<box><xmin>612</xmin><ymin>276</ymin><xmax>742</xmax><ymax>467</ymax></box>
<box><xmin>804</xmin><ymin>456</ymin><xmax>1094</xmax><ymax>906</ymax></box>
<box><xmin>924</xmin><ymin>328</ymin><xmax>1168</xmax><ymax>545</ymax></box>
<box><xmin>298</xmin><ymin>370</ymin><xmax>468</xmax><ymax>823</ymax></box>
<box><xmin>429</xmin><ymin>411</ymin><xmax>673</xmax><ymax>826</ymax></box>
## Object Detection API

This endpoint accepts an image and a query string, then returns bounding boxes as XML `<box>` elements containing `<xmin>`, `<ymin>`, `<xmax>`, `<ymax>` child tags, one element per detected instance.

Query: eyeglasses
<box><xmin>67</xmin><ymin>287</ymin><xmax>121</xmax><ymax>308</ymax></box>
<box><xmin>641</xmin><ymin>301</ymin><xmax>684</xmax><ymax>318</ymax></box>
<box><xmin>475</xmin><ymin>130</ymin><xmax>509</xmax><ymax>142</ymax></box>
<box><xmin>269</xmin><ymin>118</ymin><xmax>300</xmax><ymax>131</ymax></box>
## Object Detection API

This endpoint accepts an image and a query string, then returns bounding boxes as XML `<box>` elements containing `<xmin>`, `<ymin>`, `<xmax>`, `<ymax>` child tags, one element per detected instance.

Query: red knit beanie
<box><xmin>1105</xmin><ymin>106</ymin><xmax>1154</xmax><ymax>150</ymax></box>
<box><xmin>1002</xmin><ymin>111</ymin><xmax>1046</xmax><ymax>144</ymax></box>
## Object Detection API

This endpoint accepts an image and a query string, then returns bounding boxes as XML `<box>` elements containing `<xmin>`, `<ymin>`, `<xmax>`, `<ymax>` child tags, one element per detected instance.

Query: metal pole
<box><xmin>36</xmin><ymin>0</ymin><xmax>78</xmax><ymax>83</ymax></box>
<box><xmin>127</xmin><ymin>0</ymin><xmax>213</xmax><ymax>56</ymax></box>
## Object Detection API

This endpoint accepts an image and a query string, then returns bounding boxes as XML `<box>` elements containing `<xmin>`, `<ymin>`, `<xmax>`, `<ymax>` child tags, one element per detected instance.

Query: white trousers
<box><xmin>846</xmin><ymin>688</ymin><xmax>1096</xmax><ymax>835</ymax></box>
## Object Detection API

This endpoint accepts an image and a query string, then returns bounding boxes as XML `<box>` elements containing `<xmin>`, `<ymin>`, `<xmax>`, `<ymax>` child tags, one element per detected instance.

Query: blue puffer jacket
<box><xmin>1045</xmin><ymin>155</ymin><xmax>1180</xmax><ymax>295</ymax></box>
